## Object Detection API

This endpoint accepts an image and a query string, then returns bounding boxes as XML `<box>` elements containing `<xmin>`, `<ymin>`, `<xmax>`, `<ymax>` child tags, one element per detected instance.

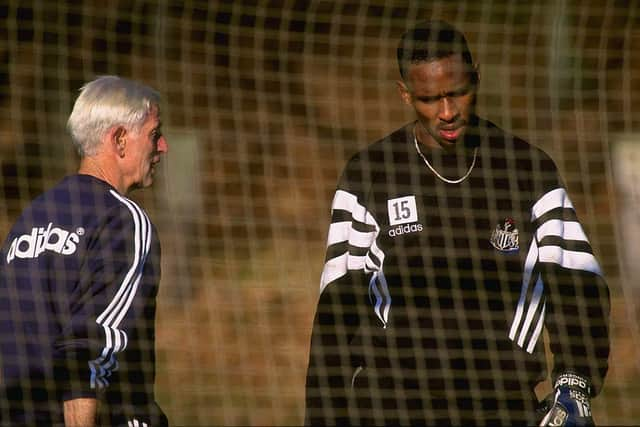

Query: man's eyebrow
<box><xmin>414</xmin><ymin>84</ymin><xmax>474</xmax><ymax>101</ymax></box>
<box><xmin>415</xmin><ymin>94</ymin><xmax>442</xmax><ymax>102</ymax></box>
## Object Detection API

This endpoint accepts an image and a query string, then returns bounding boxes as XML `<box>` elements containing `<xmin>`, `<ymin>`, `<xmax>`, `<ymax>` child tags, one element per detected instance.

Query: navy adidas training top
<box><xmin>0</xmin><ymin>174</ymin><xmax>167</xmax><ymax>426</ymax></box>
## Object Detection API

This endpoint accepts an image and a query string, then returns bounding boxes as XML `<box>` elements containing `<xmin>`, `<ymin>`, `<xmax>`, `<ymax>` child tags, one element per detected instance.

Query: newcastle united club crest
<box><xmin>490</xmin><ymin>218</ymin><xmax>519</xmax><ymax>252</ymax></box>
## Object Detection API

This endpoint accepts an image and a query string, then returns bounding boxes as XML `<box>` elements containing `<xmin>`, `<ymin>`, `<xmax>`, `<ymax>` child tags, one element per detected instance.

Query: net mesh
<box><xmin>0</xmin><ymin>0</ymin><xmax>638</xmax><ymax>425</ymax></box>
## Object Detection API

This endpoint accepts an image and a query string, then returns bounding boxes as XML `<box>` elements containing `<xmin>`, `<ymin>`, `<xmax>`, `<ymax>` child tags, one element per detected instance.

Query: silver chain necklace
<box><xmin>413</xmin><ymin>125</ymin><xmax>478</xmax><ymax>184</ymax></box>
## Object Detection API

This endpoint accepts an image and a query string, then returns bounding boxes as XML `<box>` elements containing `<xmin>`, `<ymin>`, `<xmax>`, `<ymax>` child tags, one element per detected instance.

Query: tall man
<box><xmin>305</xmin><ymin>21</ymin><xmax>610</xmax><ymax>426</ymax></box>
<box><xmin>0</xmin><ymin>76</ymin><xmax>169</xmax><ymax>426</ymax></box>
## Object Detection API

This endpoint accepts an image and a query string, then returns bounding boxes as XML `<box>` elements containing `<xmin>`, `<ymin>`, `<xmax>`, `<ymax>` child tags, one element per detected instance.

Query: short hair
<box><xmin>397</xmin><ymin>20</ymin><xmax>477</xmax><ymax>84</ymax></box>
<box><xmin>67</xmin><ymin>75</ymin><xmax>161</xmax><ymax>157</ymax></box>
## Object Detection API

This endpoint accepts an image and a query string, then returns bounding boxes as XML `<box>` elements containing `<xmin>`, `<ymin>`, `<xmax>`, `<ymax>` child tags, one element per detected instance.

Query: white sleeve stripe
<box><xmin>511</xmin><ymin>187</ymin><xmax>598</xmax><ymax>351</ymax></box>
<box><xmin>112</xmin><ymin>276</ymin><xmax>144</xmax><ymax>327</ymax></box>
<box><xmin>333</xmin><ymin>190</ymin><xmax>377</xmax><ymax>226</ymax></box>
<box><xmin>536</xmin><ymin>219</ymin><xmax>589</xmax><ymax>242</ymax></box>
<box><xmin>521</xmin><ymin>237</ymin><xmax>538</xmax><ymax>294</ymax></box>
<box><xmin>517</xmin><ymin>276</ymin><xmax>545</xmax><ymax>347</ymax></box>
<box><xmin>320</xmin><ymin>250</ymin><xmax>376</xmax><ymax>293</ymax></box>
<box><xmin>347</xmin><ymin>255</ymin><xmax>367</xmax><ymax>272</ymax></box>
<box><xmin>97</xmin><ymin>190</ymin><xmax>151</xmax><ymax>328</ymax></box>
<box><xmin>90</xmin><ymin>191</ymin><xmax>152</xmax><ymax>388</ymax></box>
<box><xmin>509</xmin><ymin>239</ymin><xmax>539</xmax><ymax>340</ymax></box>
<box><xmin>531</xmin><ymin>188</ymin><xmax>574</xmax><ymax>221</ymax></box>
<box><xmin>319</xmin><ymin>253</ymin><xmax>367</xmax><ymax>293</ymax></box>
<box><xmin>364</xmin><ymin>255</ymin><xmax>380</xmax><ymax>273</ymax></box>
<box><xmin>369</xmin><ymin>239</ymin><xmax>385</xmax><ymax>268</ymax></box>
<box><xmin>320</xmin><ymin>253</ymin><xmax>348</xmax><ymax>292</ymax></box>
<box><xmin>320</xmin><ymin>189</ymin><xmax>382</xmax><ymax>293</ymax></box>
<box><xmin>526</xmin><ymin>301</ymin><xmax>546</xmax><ymax>353</ymax></box>
<box><xmin>327</xmin><ymin>221</ymin><xmax>377</xmax><ymax>249</ymax></box>
<box><xmin>326</xmin><ymin>221</ymin><xmax>350</xmax><ymax>246</ymax></box>
<box><xmin>538</xmin><ymin>245</ymin><xmax>603</xmax><ymax>276</ymax></box>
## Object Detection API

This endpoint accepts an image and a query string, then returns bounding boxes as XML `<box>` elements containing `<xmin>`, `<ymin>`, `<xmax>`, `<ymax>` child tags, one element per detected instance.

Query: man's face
<box><xmin>124</xmin><ymin>106</ymin><xmax>168</xmax><ymax>191</ymax></box>
<box><xmin>398</xmin><ymin>54</ymin><xmax>477</xmax><ymax>151</ymax></box>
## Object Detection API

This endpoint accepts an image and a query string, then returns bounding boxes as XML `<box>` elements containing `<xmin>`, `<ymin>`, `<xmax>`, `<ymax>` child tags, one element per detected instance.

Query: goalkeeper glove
<box><xmin>539</xmin><ymin>372</ymin><xmax>594</xmax><ymax>427</ymax></box>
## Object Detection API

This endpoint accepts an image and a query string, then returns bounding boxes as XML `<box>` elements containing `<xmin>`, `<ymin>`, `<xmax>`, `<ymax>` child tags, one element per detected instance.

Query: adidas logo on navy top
<box><xmin>6</xmin><ymin>223</ymin><xmax>81</xmax><ymax>264</ymax></box>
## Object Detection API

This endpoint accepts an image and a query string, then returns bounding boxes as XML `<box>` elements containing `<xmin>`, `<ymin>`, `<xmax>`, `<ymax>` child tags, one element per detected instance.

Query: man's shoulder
<box><xmin>344</xmin><ymin>123</ymin><xmax>412</xmax><ymax>166</ymax></box>
<box><xmin>477</xmin><ymin>117</ymin><xmax>549</xmax><ymax>155</ymax></box>
<box><xmin>370</xmin><ymin>123</ymin><xmax>412</xmax><ymax>150</ymax></box>
<box><xmin>32</xmin><ymin>175</ymin><xmax>149</xmax><ymax>226</ymax></box>
<box><xmin>477</xmin><ymin>118</ymin><xmax>562</xmax><ymax>195</ymax></box>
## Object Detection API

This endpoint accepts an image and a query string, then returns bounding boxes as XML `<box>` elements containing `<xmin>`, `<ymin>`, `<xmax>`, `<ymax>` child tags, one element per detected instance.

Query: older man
<box><xmin>0</xmin><ymin>75</ymin><xmax>169</xmax><ymax>426</ymax></box>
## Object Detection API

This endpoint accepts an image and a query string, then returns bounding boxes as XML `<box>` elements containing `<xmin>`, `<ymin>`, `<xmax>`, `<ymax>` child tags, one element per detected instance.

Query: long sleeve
<box><xmin>54</xmin><ymin>196</ymin><xmax>154</xmax><ymax>401</ymax></box>
<box><xmin>509</xmin><ymin>185</ymin><xmax>610</xmax><ymax>396</ymax></box>
<box><xmin>0</xmin><ymin>176</ymin><xmax>165</xmax><ymax>425</ymax></box>
<box><xmin>533</xmin><ymin>187</ymin><xmax>610</xmax><ymax>394</ymax></box>
<box><xmin>305</xmin><ymin>174</ymin><xmax>383</xmax><ymax>425</ymax></box>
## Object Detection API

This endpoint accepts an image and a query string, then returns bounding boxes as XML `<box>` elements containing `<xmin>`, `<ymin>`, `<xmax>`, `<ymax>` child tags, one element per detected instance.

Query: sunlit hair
<box><xmin>66</xmin><ymin>75</ymin><xmax>160</xmax><ymax>157</ymax></box>
<box><xmin>397</xmin><ymin>20</ymin><xmax>478</xmax><ymax>85</ymax></box>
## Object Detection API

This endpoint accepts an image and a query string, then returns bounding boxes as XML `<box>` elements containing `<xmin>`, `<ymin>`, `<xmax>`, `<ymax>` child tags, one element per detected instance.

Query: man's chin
<box><xmin>128</xmin><ymin>179</ymin><xmax>154</xmax><ymax>193</ymax></box>
<box><xmin>437</xmin><ymin>137</ymin><xmax>461</xmax><ymax>150</ymax></box>
<box><xmin>438</xmin><ymin>130</ymin><xmax>468</xmax><ymax>150</ymax></box>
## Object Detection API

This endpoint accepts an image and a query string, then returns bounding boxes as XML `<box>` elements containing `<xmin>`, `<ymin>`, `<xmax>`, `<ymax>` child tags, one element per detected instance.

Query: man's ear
<box><xmin>396</xmin><ymin>80</ymin><xmax>412</xmax><ymax>106</ymax></box>
<box><xmin>111</xmin><ymin>127</ymin><xmax>127</xmax><ymax>158</ymax></box>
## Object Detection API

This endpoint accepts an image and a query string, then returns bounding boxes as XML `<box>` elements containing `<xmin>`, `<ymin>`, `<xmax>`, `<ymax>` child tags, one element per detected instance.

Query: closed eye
<box><xmin>150</xmin><ymin>128</ymin><xmax>163</xmax><ymax>144</ymax></box>
<box><xmin>415</xmin><ymin>84</ymin><xmax>474</xmax><ymax>104</ymax></box>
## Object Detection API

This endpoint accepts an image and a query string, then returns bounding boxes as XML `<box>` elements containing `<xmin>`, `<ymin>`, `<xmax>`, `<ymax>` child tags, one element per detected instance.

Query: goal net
<box><xmin>0</xmin><ymin>1</ymin><xmax>638</xmax><ymax>425</ymax></box>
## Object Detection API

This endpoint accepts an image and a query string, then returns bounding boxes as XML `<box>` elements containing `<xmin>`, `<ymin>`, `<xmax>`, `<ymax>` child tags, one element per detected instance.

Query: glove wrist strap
<box><xmin>554</xmin><ymin>372</ymin><xmax>591</xmax><ymax>397</ymax></box>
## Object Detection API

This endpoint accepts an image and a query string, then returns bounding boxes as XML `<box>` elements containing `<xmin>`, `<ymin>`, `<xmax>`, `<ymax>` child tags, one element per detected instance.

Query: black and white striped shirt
<box><xmin>306</xmin><ymin>118</ymin><xmax>610</xmax><ymax>425</ymax></box>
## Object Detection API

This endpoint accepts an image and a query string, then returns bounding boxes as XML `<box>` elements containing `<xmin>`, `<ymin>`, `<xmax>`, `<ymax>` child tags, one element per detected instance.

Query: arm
<box><xmin>532</xmin><ymin>188</ymin><xmax>610</xmax><ymax>393</ymax></box>
<box><xmin>305</xmin><ymin>185</ymin><xmax>381</xmax><ymax>425</ymax></box>
<box><xmin>64</xmin><ymin>397</ymin><xmax>98</xmax><ymax>427</ymax></box>
<box><xmin>55</xmin><ymin>200</ymin><xmax>154</xmax><ymax>412</ymax></box>
<box><xmin>305</xmin><ymin>277</ymin><xmax>362</xmax><ymax>425</ymax></box>
<box><xmin>531</xmin><ymin>187</ymin><xmax>610</xmax><ymax>426</ymax></box>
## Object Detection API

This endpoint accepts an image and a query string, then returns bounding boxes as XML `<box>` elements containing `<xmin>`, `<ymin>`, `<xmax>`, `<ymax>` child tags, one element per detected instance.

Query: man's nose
<box><xmin>157</xmin><ymin>136</ymin><xmax>168</xmax><ymax>153</ymax></box>
<box><xmin>439</xmin><ymin>97</ymin><xmax>458</xmax><ymax>122</ymax></box>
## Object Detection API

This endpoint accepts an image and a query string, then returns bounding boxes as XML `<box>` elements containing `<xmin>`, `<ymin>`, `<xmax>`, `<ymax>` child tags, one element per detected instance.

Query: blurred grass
<box><xmin>155</xmin><ymin>238</ymin><xmax>321</xmax><ymax>425</ymax></box>
<box><xmin>154</xmin><ymin>237</ymin><xmax>640</xmax><ymax>426</ymax></box>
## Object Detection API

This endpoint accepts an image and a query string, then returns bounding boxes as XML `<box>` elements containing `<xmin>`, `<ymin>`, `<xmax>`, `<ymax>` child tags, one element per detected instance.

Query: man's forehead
<box><xmin>409</xmin><ymin>54</ymin><xmax>470</xmax><ymax>76</ymax></box>
<box><xmin>406</xmin><ymin>57</ymin><xmax>475</xmax><ymax>93</ymax></box>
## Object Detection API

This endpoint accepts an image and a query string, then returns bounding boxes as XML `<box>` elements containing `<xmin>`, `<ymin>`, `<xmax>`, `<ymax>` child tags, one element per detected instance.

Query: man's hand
<box><xmin>64</xmin><ymin>397</ymin><xmax>98</xmax><ymax>427</ymax></box>
<box><xmin>539</xmin><ymin>372</ymin><xmax>594</xmax><ymax>427</ymax></box>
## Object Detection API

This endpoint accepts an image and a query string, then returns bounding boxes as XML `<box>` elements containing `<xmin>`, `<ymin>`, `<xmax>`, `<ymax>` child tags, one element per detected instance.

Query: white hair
<box><xmin>66</xmin><ymin>75</ymin><xmax>160</xmax><ymax>157</ymax></box>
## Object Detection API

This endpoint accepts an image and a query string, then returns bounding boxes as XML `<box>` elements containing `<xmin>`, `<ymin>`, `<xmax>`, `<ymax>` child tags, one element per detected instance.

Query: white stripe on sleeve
<box><xmin>509</xmin><ymin>238</ymin><xmax>539</xmax><ymax>341</ymax></box>
<box><xmin>327</xmin><ymin>221</ymin><xmax>377</xmax><ymax>249</ymax></box>
<box><xmin>320</xmin><ymin>253</ymin><xmax>348</xmax><ymax>293</ymax></box>
<box><xmin>536</xmin><ymin>219</ymin><xmax>588</xmax><ymax>242</ymax></box>
<box><xmin>526</xmin><ymin>301</ymin><xmax>546</xmax><ymax>353</ymax></box>
<box><xmin>333</xmin><ymin>190</ymin><xmax>377</xmax><ymax>225</ymax></box>
<box><xmin>89</xmin><ymin>191</ymin><xmax>152</xmax><ymax>389</ymax></box>
<box><xmin>319</xmin><ymin>189</ymin><xmax>381</xmax><ymax>293</ymax></box>
<box><xmin>538</xmin><ymin>245</ymin><xmax>602</xmax><ymax>276</ymax></box>
<box><xmin>531</xmin><ymin>188</ymin><xmax>574</xmax><ymax>221</ymax></box>
<box><xmin>517</xmin><ymin>275</ymin><xmax>545</xmax><ymax>348</ymax></box>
